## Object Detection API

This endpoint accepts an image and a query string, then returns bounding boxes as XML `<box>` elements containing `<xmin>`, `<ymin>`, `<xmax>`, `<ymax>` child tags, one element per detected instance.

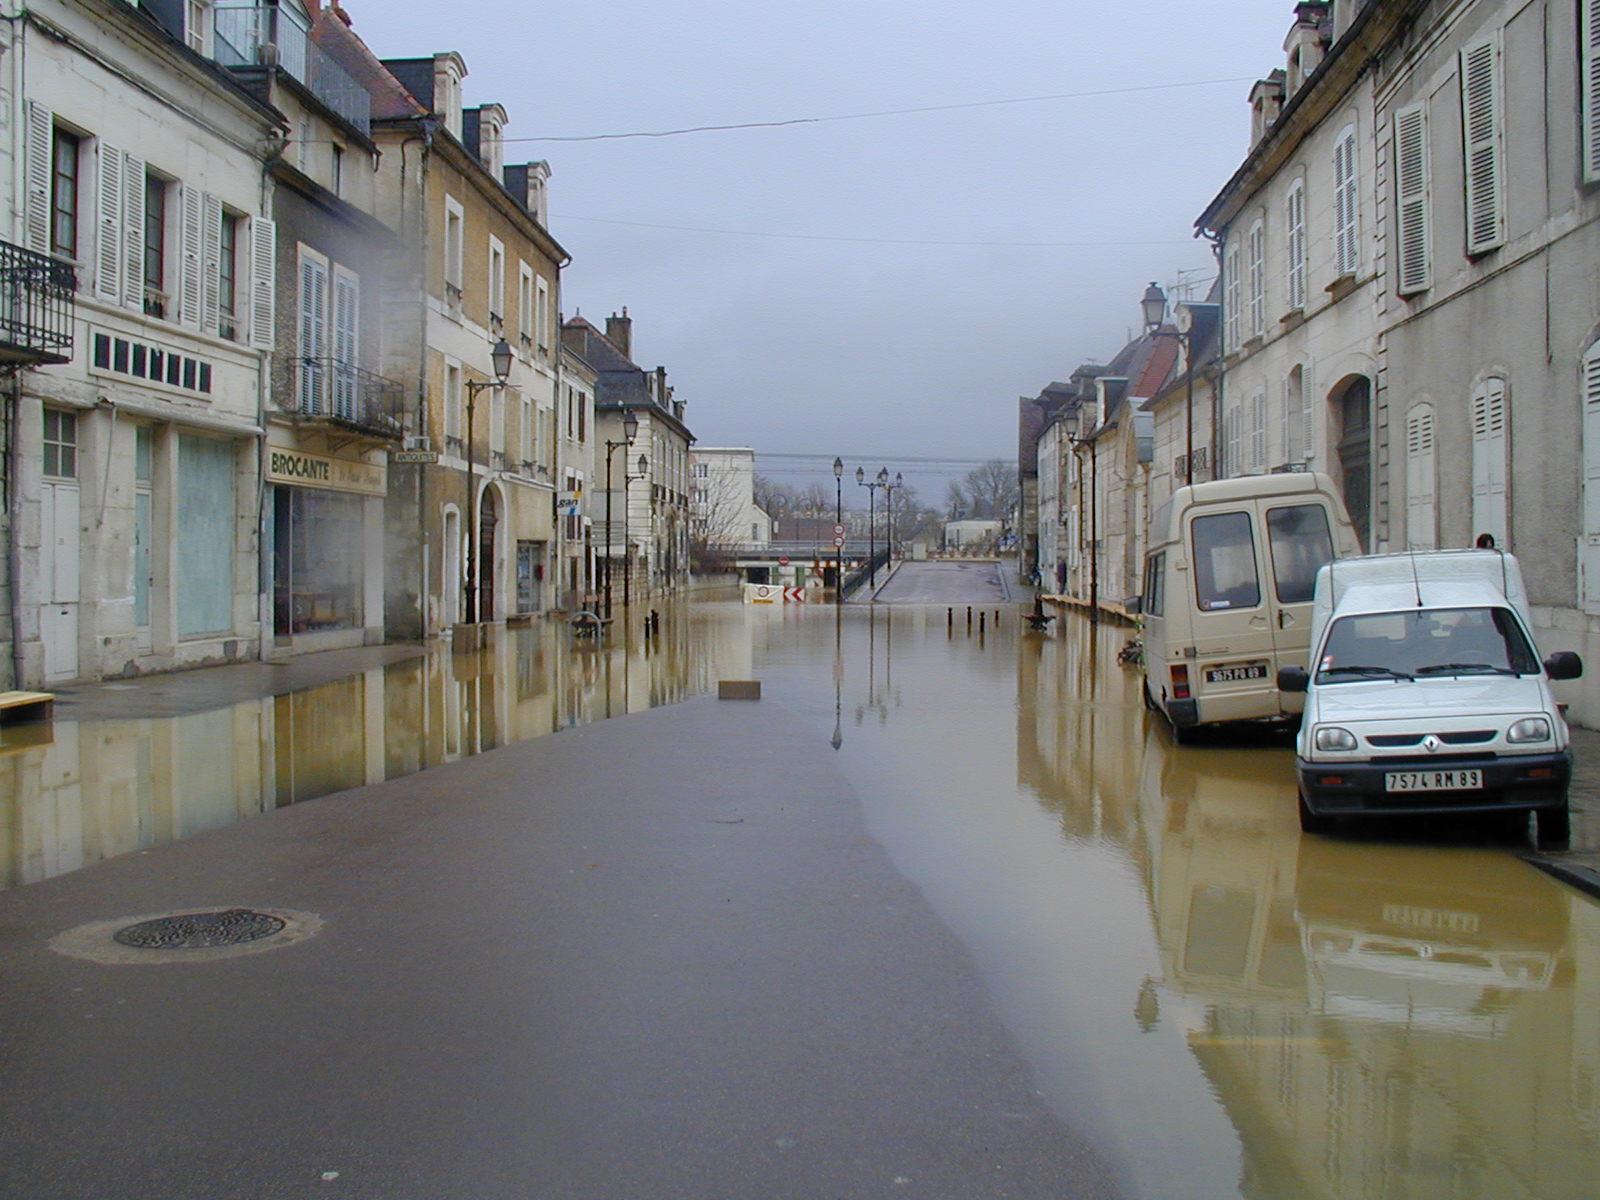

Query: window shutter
<box><xmin>1334</xmin><ymin>127</ymin><xmax>1359</xmax><ymax>276</ymax></box>
<box><xmin>298</xmin><ymin>256</ymin><xmax>328</xmax><ymax>413</ymax></box>
<box><xmin>1584</xmin><ymin>0</ymin><xmax>1600</xmax><ymax>184</ymax></box>
<box><xmin>1286</xmin><ymin>182</ymin><xmax>1306</xmax><ymax>311</ymax></box>
<box><xmin>1302</xmin><ymin>361</ymin><xmax>1316</xmax><ymax>459</ymax></box>
<box><xmin>178</xmin><ymin>185</ymin><xmax>203</xmax><ymax>328</ymax></box>
<box><xmin>1460</xmin><ymin>35</ymin><xmax>1505</xmax><ymax>255</ymax></box>
<box><xmin>1285</xmin><ymin>373</ymin><xmax>1302</xmax><ymax>465</ymax></box>
<box><xmin>1251</xmin><ymin>389</ymin><xmax>1267</xmax><ymax>472</ymax></box>
<box><xmin>121</xmin><ymin>153</ymin><xmax>145</xmax><ymax>312</ymax></box>
<box><xmin>95</xmin><ymin>144</ymin><xmax>124</xmax><ymax>302</ymax></box>
<box><xmin>247</xmin><ymin>216</ymin><xmax>276</xmax><ymax>350</ymax></box>
<box><xmin>1224</xmin><ymin>243</ymin><xmax>1241</xmax><ymax>350</ymax></box>
<box><xmin>1393</xmin><ymin>103</ymin><xmax>1431</xmax><ymax>294</ymax></box>
<box><xmin>1583</xmin><ymin>344</ymin><xmax>1600</xmax><ymax>609</ymax></box>
<box><xmin>23</xmin><ymin>102</ymin><xmax>53</xmax><ymax>255</ymax></box>
<box><xmin>1248</xmin><ymin>221</ymin><xmax>1265</xmax><ymax>337</ymax></box>
<box><xmin>332</xmin><ymin>272</ymin><xmax>358</xmax><ymax>419</ymax></box>
<box><xmin>1405</xmin><ymin>405</ymin><xmax>1437</xmax><ymax>550</ymax></box>
<box><xmin>201</xmin><ymin>193</ymin><xmax>222</xmax><ymax>334</ymax></box>
<box><xmin>1470</xmin><ymin>378</ymin><xmax>1509</xmax><ymax>546</ymax></box>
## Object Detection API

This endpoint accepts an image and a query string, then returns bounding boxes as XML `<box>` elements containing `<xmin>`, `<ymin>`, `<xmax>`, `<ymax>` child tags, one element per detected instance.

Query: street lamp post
<box><xmin>857</xmin><ymin>466</ymin><xmax>888</xmax><ymax>591</ymax></box>
<box><xmin>603</xmin><ymin>408</ymin><xmax>640</xmax><ymax>619</ymax></box>
<box><xmin>832</xmin><ymin>457</ymin><xmax>844</xmax><ymax>605</ymax></box>
<box><xmin>1142</xmin><ymin>281</ymin><xmax>1198</xmax><ymax>487</ymax></box>
<box><xmin>463</xmin><ymin>338</ymin><xmax>514</xmax><ymax>625</ymax></box>
<box><xmin>1064</xmin><ymin>409</ymin><xmax>1099</xmax><ymax>626</ymax></box>
<box><xmin>623</xmin><ymin>452</ymin><xmax>647</xmax><ymax>611</ymax></box>
<box><xmin>884</xmin><ymin>470</ymin><xmax>903</xmax><ymax>565</ymax></box>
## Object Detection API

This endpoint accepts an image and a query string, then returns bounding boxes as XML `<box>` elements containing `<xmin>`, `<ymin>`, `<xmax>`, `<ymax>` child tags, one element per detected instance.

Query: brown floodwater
<box><xmin>3</xmin><ymin>595</ymin><xmax>1597</xmax><ymax>1198</ymax></box>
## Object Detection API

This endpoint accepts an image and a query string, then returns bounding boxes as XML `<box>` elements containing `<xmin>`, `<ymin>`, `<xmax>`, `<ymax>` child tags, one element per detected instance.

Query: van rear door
<box><xmin>1262</xmin><ymin>500</ymin><xmax>1337</xmax><ymax>713</ymax></box>
<box><xmin>1186</xmin><ymin>506</ymin><xmax>1279</xmax><ymax>721</ymax></box>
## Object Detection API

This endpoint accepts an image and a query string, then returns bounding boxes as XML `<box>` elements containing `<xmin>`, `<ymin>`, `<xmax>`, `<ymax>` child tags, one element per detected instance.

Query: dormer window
<box><xmin>479</xmin><ymin>105</ymin><xmax>507</xmax><ymax>178</ymax></box>
<box><xmin>433</xmin><ymin>52</ymin><xmax>467</xmax><ymax>141</ymax></box>
<box><xmin>185</xmin><ymin>0</ymin><xmax>210</xmax><ymax>55</ymax></box>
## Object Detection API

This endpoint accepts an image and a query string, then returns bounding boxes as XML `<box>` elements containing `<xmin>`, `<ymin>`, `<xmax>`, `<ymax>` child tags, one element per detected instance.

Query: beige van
<box><xmin>1140</xmin><ymin>473</ymin><xmax>1359</xmax><ymax>738</ymax></box>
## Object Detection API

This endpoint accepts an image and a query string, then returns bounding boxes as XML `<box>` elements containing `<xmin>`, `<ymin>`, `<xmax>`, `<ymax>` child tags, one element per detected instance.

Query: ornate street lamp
<box><xmin>463</xmin><ymin>337</ymin><xmax>514</xmax><ymax>624</ymax></box>
<box><xmin>623</xmin><ymin>451</ymin><xmax>648</xmax><ymax>610</ymax></box>
<box><xmin>833</xmin><ymin>456</ymin><xmax>844</xmax><ymax>605</ymax></box>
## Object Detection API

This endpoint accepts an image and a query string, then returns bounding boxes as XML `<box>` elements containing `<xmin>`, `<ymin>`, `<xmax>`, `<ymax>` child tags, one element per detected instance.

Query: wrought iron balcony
<box><xmin>283</xmin><ymin>359</ymin><xmax>406</xmax><ymax>440</ymax></box>
<box><xmin>213</xmin><ymin>5</ymin><xmax>371</xmax><ymax>135</ymax></box>
<box><xmin>0</xmin><ymin>241</ymin><xmax>76</xmax><ymax>366</ymax></box>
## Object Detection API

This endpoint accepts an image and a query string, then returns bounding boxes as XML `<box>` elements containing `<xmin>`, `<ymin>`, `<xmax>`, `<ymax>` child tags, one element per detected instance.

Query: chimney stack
<box><xmin>606</xmin><ymin>308</ymin><xmax>632</xmax><ymax>360</ymax></box>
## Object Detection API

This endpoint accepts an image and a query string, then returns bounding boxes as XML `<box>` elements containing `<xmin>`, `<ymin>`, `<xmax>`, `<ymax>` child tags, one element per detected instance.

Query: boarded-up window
<box><xmin>1470</xmin><ymin>378</ymin><xmax>1508</xmax><ymax>547</ymax></box>
<box><xmin>177</xmin><ymin>434</ymin><xmax>236</xmax><ymax>636</ymax></box>
<box><xmin>1394</xmin><ymin>102</ymin><xmax>1431</xmax><ymax>293</ymax></box>
<box><xmin>1405</xmin><ymin>404</ymin><xmax>1437</xmax><ymax>550</ymax></box>
<box><xmin>1460</xmin><ymin>35</ymin><xmax>1505</xmax><ymax>255</ymax></box>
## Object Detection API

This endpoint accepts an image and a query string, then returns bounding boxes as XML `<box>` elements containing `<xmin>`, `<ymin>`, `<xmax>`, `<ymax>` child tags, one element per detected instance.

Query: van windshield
<box><xmin>1316</xmin><ymin>607</ymin><xmax>1540</xmax><ymax>683</ymax></box>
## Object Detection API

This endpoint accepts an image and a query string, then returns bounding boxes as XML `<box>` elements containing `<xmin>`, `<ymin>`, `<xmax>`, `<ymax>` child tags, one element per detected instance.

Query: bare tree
<box><xmin>944</xmin><ymin>480</ymin><xmax>970</xmax><ymax>519</ymax></box>
<box><xmin>752</xmin><ymin>474</ymin><xmax>794</xmax><ymax>519</ymax></box>
<box><xmin>961</xmin><ymin>460</ymin><xmax>1019</xmax><ymax>519</ymax></box>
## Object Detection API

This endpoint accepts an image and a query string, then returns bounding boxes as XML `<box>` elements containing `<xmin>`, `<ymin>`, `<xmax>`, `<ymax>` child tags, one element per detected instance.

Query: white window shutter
<box><xmin>201</xmin><ymin>193</ymin><xmax>222</xmax><ymax>335</ymax></box>
<box><xmin>247</xmin><ymin>216</ymin><xmax>276</xmax><ymax>350</ymax></box>
<box><xmin>298</xmin><ymin>256</ymin><xmax>328</xmax><ymax>412</ymax></box>
<box><xmin>1393</xmin><ymin>103</ymin><xmax>1431</xmax><ymax>294</ymax></box>
<box><xmin>23</xmin><ymin>102</ymin><xmax>54</xmax><ymax>256</ymax></box>
<box><xmin>1224</xmin><ymin>243</ymin><xmax>1241</xmax><ymax>350</ymax></box>
<box><xmin>1302</xmin><ymin>361</ymin><xmax>1316</xmax><ymax>459</ymax></box>
<box><xmin>1460</xmin><ymin>35</ymin><xmax>1505</xmax><ymax>255</ymax></box>
<box><xmin>1334</xmin><ymin>127</ymin><xmax>1360</xmax><ymax>276</ymax></box>
<box><xmin>1470</xmin><ymin>378</ymin><xmax>1509</xmax><ymax>546</ymax></box>
<box><xmin>1251</xmin><ymin>389</ymin><xmax>1266</xmax><ymax>472</ymax></box>
<box><xmin>333</xmin><ymin>272</ymin><xmax>359</xmax><ymax>419</ymax></box>
<box><xmin>1248</xmin><ymin>220</ymin><xmax>1265</xmax><ymax>337</ymax></box>
<box><xmin>95</xmin><ymin>145</ymin><xmax>124</xmax><ymax>302</ymax></box>
<box><xmin>1286</xmin><ymin>183</ymin><xmax>1306</xmax><ymax>311</ymax></box>
<box><xmin>178</xmin><ymin>185</ymin><xmax>203</xmax><ymax>328</ymax></box>
<box><xmin>1405</xmin><ymin>405</ymin><xmax>1437</xmax><ymax>550</ymax></box>
<box><xmin>1584</xmin><ymin>0</ymin><xmax>1600</xmax><ymax>184</ymax></box>
<box><xmin>121</xmin><ymin>153</ymin><xmax>145</xmax><ymax>312</ymax></box>
<box><xmin>1582</xmin><ymin>344</ymin><xmax>1600</xmax><ymax>609</ymax></box>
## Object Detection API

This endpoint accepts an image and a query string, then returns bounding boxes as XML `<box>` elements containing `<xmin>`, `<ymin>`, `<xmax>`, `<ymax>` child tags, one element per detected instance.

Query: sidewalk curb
<box><xmin>1522</xmin><ymin>854</ymin><xmax>1600</xmax><ymax>901</ymax></box>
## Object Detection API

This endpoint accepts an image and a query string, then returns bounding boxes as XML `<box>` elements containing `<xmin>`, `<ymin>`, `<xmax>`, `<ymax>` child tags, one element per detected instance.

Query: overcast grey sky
<box><xmin>359</xmin><ymin>1</ymin><xmax>1293</xmax><ymax>492</ymax></box>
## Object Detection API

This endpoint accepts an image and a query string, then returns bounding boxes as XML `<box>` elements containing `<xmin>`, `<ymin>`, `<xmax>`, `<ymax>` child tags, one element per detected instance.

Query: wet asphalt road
<box><xmin>872</xmin><ymin>560</ymin><xmax>1014</xmax><ymax>605</ymax></box>
<box><xmin>0</xmin><ymin>696</ymin><xmax>1119</xmax><ymax>1200</ymax></box>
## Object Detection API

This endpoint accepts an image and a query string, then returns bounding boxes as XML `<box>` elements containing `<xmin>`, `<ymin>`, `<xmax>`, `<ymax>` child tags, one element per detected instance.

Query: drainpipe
<box><xmin>402</xmin><ymin>123</ymin><xmax>435</xmax><ymax>638</ymax></box>
<box><xmin>8</xmin><ymin>371</ymin><xmax>23</xmax><ymax>688</ymax></box>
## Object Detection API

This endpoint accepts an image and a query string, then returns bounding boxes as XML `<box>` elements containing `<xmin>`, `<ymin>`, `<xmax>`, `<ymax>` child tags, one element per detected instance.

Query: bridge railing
<box><xmin>841</xmin><ymin>549</ymin><xmax>890</xmax><ymax>600</ymax></box>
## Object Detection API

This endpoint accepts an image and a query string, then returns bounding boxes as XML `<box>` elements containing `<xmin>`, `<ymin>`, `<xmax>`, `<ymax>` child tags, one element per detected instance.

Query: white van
<box><xmin>1140</xmin><ymin>473</ymin><xmax>1360</xmax><ymax>737</ymax></box>
<box><xmin>1279</xmin><ymin>550</ymin><xmax>1581</xmax><ymax>844</ymax></box>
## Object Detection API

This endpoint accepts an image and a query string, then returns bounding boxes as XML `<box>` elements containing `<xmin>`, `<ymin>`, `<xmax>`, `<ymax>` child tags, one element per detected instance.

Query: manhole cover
<box><xmin>112</xmin><ymin>908</ymin><xmax>287</xmax><ymax>950</ymax></box>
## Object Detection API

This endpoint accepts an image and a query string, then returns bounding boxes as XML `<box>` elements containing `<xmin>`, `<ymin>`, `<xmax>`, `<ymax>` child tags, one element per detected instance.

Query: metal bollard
<box><xmin>966</xmin><ymin>606</ymin><xmax>972</xmax><ymax>632</ymax></box>
<box><xmin>947</xmin><ymin>607</ymin><xmax>954</xmax><ymax>635</ymax></box>
<box><xmin>651</xmin><ymin>609</ymin><xmax>660</xmax><ymax>635</ymax></box>
<box><xmin>979</xmin><ymin>611</ymin><xmax>986</xmax><ymax>635</ymax></box>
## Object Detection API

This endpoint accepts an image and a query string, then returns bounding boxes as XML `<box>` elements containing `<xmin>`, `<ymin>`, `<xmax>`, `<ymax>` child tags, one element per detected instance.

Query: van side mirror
<box><xmin>1278</xmin><ymin>665</ymin><xmax>1310</xmax><ymax>693</ymax></box>
<box><xmin>1544</xmin><ymin>651</ymin><xmax>1583</xmax><ymax>681</ymax></box>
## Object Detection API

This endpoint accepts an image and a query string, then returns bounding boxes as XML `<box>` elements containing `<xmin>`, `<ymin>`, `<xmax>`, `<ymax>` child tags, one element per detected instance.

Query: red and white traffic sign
<box><xmin>778</xmin><ymin>555</ymin><xmax>790</xmax><ymax>566</ymax></box>
<box><xmin>783</xmin><ymin>587</ymin><xmax>805</xmax><ymax>602</ymax></box>
<box><xmin>832</xmin><ymin>536</ymin><xmax>846</xmax><ymax>548</ymax></box>
<box><xmin>833</xmin><ymin>523</ymin><xmax>846</xmax><ymax>538</ymax></box>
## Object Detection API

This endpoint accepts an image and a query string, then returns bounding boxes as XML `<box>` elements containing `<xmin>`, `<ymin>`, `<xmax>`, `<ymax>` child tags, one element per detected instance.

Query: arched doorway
<box><xmin>477</xmin><ymin>486</ymin><xmax>499</xmax><ymax>622</ymax></box>
<box><xmin>1333</xmin><ymin>376</ymin><xmax>1372</xmax><ymax>550</ymax></box>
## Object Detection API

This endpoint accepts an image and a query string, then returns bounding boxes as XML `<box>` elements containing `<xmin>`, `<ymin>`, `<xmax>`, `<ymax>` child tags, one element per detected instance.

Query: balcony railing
<box><xmin>284</xmin><ymin>358</ymin><xmax>406</xmax><ymax>440</ymax></box>
<box><xmin>0</xmin><ymin>241</ymin><xmax>76</xmax><ymax>366</ymax></box>
<box><xmin>214</xmin><ymin>4</ymin><xmax>371</xmax><ymax>136</ymax></box>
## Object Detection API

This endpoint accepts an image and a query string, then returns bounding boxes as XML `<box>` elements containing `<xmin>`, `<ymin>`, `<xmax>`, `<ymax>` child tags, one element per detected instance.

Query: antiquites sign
<box><xmin>266</xmin><ymin>447</ymin><xmax>386</xmax><ymax>496</ymax></box>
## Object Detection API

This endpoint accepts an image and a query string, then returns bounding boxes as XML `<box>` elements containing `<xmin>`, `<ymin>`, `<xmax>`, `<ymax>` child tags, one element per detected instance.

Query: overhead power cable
<box><xmin>503</xmin><ymin>76</ymin><xmax>1254</xmax><ymax>144</ymax></box>
<box><xmin>553</xmin><ymin>213</ymin><xmax>1194</xmax><ymax>249</ymax></box>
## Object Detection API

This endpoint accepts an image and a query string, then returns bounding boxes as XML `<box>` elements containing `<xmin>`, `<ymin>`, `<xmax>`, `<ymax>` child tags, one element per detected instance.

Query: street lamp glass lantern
<box><xmin>637</xmin><ymin>453</ymin><xmax>648</xmax><ymax>476</ymax></box>
<box><xmin>490</xmin><ymin>337</ymin><xmax>514</xmax><ymax>382</ymax></box>
<box><xmin>855</xmin><ymin>466</ymin><xmax>865</xmax><ymax>485</ymax></box>
<box><xmin>1141</xmin><ymin>281</ymin><xmax>1167</xmax><ymax>330</ymax></box>
<box><xmin>623</xmin><ymin>409</ymin><xmax>639</xmax><ymax>442</ymax></box>
<box><xmin>894</xmin><ymin>472</ymin><xmax>902</xmax><ymax>487</ymax></box>
<box><xmin>876</xmin><ymin>467</ymin><xmax>888</xmax><ymax>485</ymax></box>
<box><xmin>833</xmin><ymin>456</ymin><xmax>843</xmax><ymax>479</ymax></box>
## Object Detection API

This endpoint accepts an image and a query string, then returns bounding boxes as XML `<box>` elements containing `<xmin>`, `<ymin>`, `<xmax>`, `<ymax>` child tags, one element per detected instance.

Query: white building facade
<box><xmin>691</xmin><ymin>447</ymin><xmax>767</xmax><ymax>548</ymax></box>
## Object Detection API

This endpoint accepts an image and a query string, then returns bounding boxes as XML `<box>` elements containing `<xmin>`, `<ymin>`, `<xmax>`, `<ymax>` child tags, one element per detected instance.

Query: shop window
<box><xmin>273</xmin><ymin>486</ymin><xmax>365</xmax><ymax>635</ymax></box>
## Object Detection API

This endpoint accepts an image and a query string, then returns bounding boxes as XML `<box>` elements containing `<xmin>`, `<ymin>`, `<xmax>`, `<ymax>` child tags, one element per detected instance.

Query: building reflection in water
<box><xmin>0</xmin><ymin>599</ymin><xmax>751</xmax><ymax>892</ymax></box>
<box><xmin>1015</xmin><ymin>614</ymin><xmax>1600</xmax><ymax>1199</ymax></box>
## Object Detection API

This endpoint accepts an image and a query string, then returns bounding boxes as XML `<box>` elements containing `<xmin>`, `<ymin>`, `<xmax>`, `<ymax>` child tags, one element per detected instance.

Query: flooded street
<box><xmin>5</xmin><ymin>594</ymin><xmax>1599</xmax><ymax>1198</ymax></box>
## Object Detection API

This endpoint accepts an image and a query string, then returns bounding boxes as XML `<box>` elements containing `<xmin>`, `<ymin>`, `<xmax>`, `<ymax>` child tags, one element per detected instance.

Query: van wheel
<box><xmin>1536</xmin><ymin>805</ymin><xmax>1571</xmax><ymax>849</ymax></box>
<box><xmin>1298</xmin><ymin>790</ymin><xmax>1334</xmax><ymax>835</ymax></box>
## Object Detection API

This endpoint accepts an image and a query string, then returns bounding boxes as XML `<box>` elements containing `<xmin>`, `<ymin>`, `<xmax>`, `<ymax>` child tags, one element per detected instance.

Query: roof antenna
<box><xmin>1408</xmin><ymin>549</ymin><xmax>1423</xmax><ymax>608</ymax></box>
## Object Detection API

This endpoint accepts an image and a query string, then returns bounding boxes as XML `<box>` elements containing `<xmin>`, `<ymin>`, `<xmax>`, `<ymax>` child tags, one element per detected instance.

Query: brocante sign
<box><xmin>266</xmin><ymin>447</ymin><xmax>386</xmax><ymax>497</ymax></box>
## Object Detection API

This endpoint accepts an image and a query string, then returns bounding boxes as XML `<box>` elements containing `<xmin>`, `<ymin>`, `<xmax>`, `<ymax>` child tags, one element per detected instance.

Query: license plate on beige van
<box><xmin>1205</xmin><ymin>661</ymin><xmax>1268</xmax><ymax>683</ymax></box>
